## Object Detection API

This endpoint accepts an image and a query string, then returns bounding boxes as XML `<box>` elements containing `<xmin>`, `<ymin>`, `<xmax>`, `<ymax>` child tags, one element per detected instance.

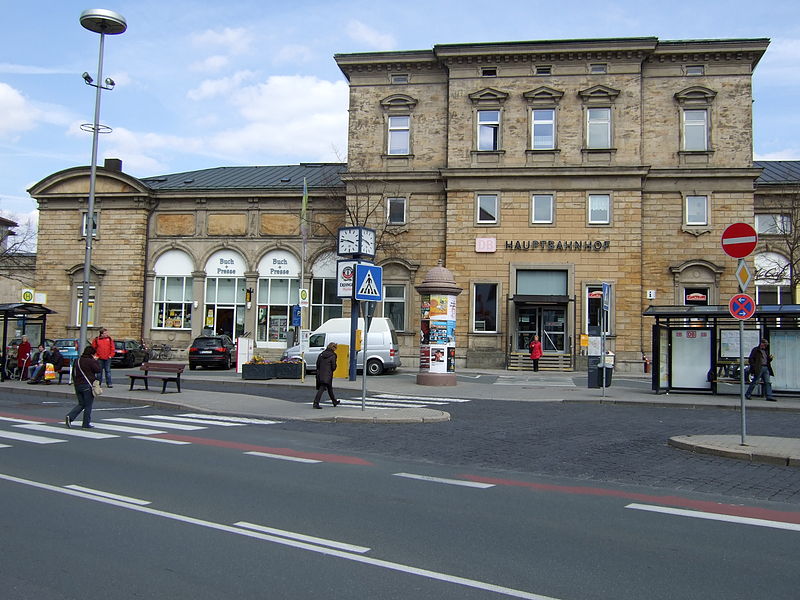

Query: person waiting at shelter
<box><xmin>745</xmin><ymin>339</ymin><xmax>776</xmax><ymax>402</ymax></box>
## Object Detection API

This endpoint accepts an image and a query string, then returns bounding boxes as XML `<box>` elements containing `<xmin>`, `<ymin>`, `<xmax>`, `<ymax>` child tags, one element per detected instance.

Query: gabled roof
<box><xmin>755</xmin><ymin>160</ymin><xmax>800</xmax><ymax>185</ymax></box>
<box><xmin>139</xmin><ymin>163</ymin><xmax>346</xmax><ymax>191</ymax></box>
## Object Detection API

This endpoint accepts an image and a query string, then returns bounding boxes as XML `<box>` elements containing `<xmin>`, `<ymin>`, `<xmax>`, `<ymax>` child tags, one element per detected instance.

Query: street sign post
<box><xmin>721</xmin><ymin>222</ymin><xmax>758</xmax><ymax>259</ymax></box>
<box><xmin>354</xmin><ymin>264</ymin><xmax>383</xmax><ymax>409</ymax></box>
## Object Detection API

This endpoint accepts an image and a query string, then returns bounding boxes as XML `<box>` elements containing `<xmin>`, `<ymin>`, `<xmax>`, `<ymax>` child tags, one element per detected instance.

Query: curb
<box><xmin>669</xmin><ymin>435</ymin><xmax>800</xmax><ymax>467</ymax></box>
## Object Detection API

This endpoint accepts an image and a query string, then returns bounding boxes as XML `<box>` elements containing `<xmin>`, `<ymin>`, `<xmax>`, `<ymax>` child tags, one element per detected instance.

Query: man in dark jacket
<box><xmin>28</xmin><ymin>345</ymin><xmax>65</xmax><ymax>384</ymax></box>
<box><xmin>313</xmin><ymin>342</ymin><xmax>340</xmax><ymax>409</ymax></box>
<box><xmin>745</xmin><ymin>339</ymin><xmax>776</xmax><ymax>401</ymax></box>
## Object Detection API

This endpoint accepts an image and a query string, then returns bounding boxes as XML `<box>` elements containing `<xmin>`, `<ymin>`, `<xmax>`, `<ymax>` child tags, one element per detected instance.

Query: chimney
<box><xmin>104</xmin><ymin>158</ymin><xmax>123</xmax><ymax>171</ymax></box>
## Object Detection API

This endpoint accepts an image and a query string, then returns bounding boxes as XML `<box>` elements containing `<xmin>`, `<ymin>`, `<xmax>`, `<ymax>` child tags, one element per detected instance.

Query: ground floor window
<box><xmin>205</xmin><ymin>277</ymin><xmax>245</xmax><ymax>338</ymax></box>
<box><xmin>75</xmin><ymin>285</ymin><xmax>96</xmax><ymax>327</ymax></box>
<box><xmin>585</xmin><ymin>284</ymin><xmax>610</xmax><ymax>335</ymax></box>
<box><xmin>153</xmin><ymin>276</ymin><xmax>193</xmax><ymax>329</ymax></box>
<box><xmin>473</xmin><ymin>283</ymin><xmax>498</xmax><ymax>332</ymax></box>
<box><xmin>311</xmin><ymin>278</ymin><xmax>342</xmax><ymax>330</ymax></box>
<box><xmin>257</xmin><ymin>277</ymin><xmax>300</xmax><ymax>344</ymax></box>
<box><xmin>382</xmin><ymin>284</ymin><xmax>406</xmax><ymax>331</ymax></box>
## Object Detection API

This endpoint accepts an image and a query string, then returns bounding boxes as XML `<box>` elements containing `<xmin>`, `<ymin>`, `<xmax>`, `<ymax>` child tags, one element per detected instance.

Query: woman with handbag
<box><xmin>66</xmin><ymin>346</ymin><xmax>101</xmax><ymax>429</ymax></box>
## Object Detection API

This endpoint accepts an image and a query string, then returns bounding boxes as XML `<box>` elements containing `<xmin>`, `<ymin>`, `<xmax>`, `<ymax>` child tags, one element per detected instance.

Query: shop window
<box><xmin>311</xmin><ymin>278</ymin><xmax>342</xmax><ymax>330</ymax></box>
<box><xmin>153</xmin><ymin>276</ymin><xmax>193</xmax><ymax>329</ymax></box>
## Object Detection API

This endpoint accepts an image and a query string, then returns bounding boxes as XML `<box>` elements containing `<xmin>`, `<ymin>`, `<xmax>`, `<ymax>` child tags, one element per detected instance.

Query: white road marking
<box><xmin>0</xmin><ymin>471</ymin><xmax>560</xmax><ymax>600</ymax></box>
<box><xmin>105</xmin><ymin>418</ymin><xmax>205</xmax><ymax>430</ymax></box>
<box><xmin>0</xmin><ymin>443</ymin><xmax>11</xmax><ymax>448</ymax></box>
<box><xmin>245</xmin><ymin>451</ymin><xmax>321</xmax><ymax>464</ymax></box>
<box><xmin>130</xmin><ymin>436</ymin><xmax>191</xmax><ymax>445</ymax></box>
<box><xmin>336</xmin><ymin>399</ymin><xmax>423</xmax><ymax>409</ymax></box>
<box><xmin>93</xmin><ymin>422</ymin><xmax>167</xmax><ymax>435</ymax></box>
<box><xmin>93</xmin><ymin>406</ymin><xmax>149</xmax><ymax>412</ymax></box>
<box><xmin>65</xmin><ymin>484</ymin><xmax>151</xmax><ymax>506</ymax></box>
<box><xmin>374</xmin><ymin>394</ymin><xmax>471</xmax><ymax>403</ymax></box>
<box><xmin>393</xmin><ymin>473</ymin><xmax>495</xmax><ymax>489</ymax></box>
<box><xmin>235</xmin><ymin>521</ymin><xmax>371</xmax><ymax>553</ymax></box>
<box><xmin>15</xmin><ymin>424</ymin><xmax>116</xmax><ymax>439</ymax></box>
<box><xmin>178</xmin><ymin>414</ymin><xmax>281</xmax><ymax>425</ymax></box>
<box><xmin>139</xmin><ymin>415</ymin><xmax>243</xmax><ymax>427</ymax></box>
<box><xmin>0</xmin><ymin>429</ymin><xmax>67</xmax><ymax>444</ymax></box>
<box><xmin>0</xmin><ymin>416</ymin><xmax>39</xmax><ymax>424</ymax></box>
<box><xmin>625</xmin><ymin>503</ymin><xmax>800</xmax><ymax>532</ymax></box>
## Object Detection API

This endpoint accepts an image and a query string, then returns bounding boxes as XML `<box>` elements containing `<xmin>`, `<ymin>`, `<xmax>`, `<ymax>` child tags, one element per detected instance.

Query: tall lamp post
<box><xmin>78</xmin><ymin>8</ymin><xmax>126</xmax><ymax>351</ymax></box>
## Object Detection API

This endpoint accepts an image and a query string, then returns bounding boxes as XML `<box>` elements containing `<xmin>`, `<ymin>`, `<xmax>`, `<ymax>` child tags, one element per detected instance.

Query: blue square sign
<box><xmin>355</xmin><ymin>264</ymin><xmax>383</xmax><ymax>301</ymax></box>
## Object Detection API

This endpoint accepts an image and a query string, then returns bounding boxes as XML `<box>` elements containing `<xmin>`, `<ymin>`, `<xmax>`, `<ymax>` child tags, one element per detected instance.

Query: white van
<box><xmin>282</xmin><ymin>317</ymin><xmax>401</xmax><ymax>375</ymax></box>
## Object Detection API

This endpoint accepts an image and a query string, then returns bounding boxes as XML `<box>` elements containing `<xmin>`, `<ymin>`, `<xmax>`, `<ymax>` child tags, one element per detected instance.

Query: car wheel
<box><xmin>224</xmin><ymin>356</ymin><xmax>231</xmax><ymax>370</ymax></box>
<box><xmin>189</xmin><ymin>363</ymin><xmax>197</xmax><ymax>370</ymax></box>
<box><xmin>366</xmin><ymin>359</ymin><xmax>383</xmax><ymax>376</ymax></box>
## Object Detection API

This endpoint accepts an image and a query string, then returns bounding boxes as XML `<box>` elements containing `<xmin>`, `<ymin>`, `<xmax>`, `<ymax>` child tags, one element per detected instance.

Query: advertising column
<box><xmin>415</xmin><ymin>261</ymin><xmax>462</xmax><ymax>386</ymax></box>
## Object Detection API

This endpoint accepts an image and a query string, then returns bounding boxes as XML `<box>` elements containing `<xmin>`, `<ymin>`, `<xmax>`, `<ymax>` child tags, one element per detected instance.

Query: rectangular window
<box><xmin>382</xmin><ymin>284</ymin><xmax>406</xmax><ymax>331</ymax></box>
<box><xmin>535</xmin><ymin>65</ymin><xmax>552</xmax><ymax>75</ymax></box>
<box><xmin>153</xmin><ymin>276</ymin><xmax>193</xmax><ymax>329</ymax></box>
<box><xmin>532</xmin><ymin>109</ymin><xmax>555</xmax><ymax>149</ymax></box>
<box><xmin>390</xmin><ymin>74</ymin><xmax>408</xmax><ymax>84</ymax></box>
<box><xmin>685</xmin><ymin>195</ymin><xmax>708</xmax><ymax>226</ymax></box>
<box><xmin>477</xmin><ymin>194</ymin><xmax>498</xmax><ymax>224</ymax></box>
<box><xmin>586</xmin><ymin>285</ymin><xmax>610</xmax><ymax>335</ymax></box>
<box><xmin>388</xmin><ymin>115</ymin><xmax>410</xmax><ymax>155</ymax></box>
<box><xmin>531</xmin><ymin>194</ymin><xmax>554</xmax><ymax>224</ymax></box>
<box><xmin>588</xmin><ymin>194</ymin><xmax>610</xmax><ymax>224</ymax></box>
<box><xmin>481</xmin><ymin>67</ymin><xmax>497</xmax><ymax>77</ymax></box>
<box><xmin>387</xmin><ymin>197</ymin><xmax>407</xmax><ymax>225</ymax></box>
<box><xmin>683</xmin><ymin>109</ymin><xmax>708</xmax><ymax>151</ymax></box>
<box><xmin>686</xmin><ymin>65</ymin><xmax>705</xmax><ymax>76</ymax></box>
<box><xmin>477</xmin><ymin>110</ymin><xmax>500</xmax><ymax>151</ymax></box>
<box><xmin>310</xmin><ymin>278</ymin><xmax>342</xmax><ymax>330</ymax></box>
<box><xmin>76</xmin><ymin>285</ymin><xmax>95</xmax><ymax>327</ymax></box>
<box><xmin>473</xmin><ymin>283</ymin><xmax>498</xmax><ymax>332</ymax></box>
<box><xmin>587</xmin><ymin>107</ymin><xmax>611</xmax><ymax>148</ymax></box>
<box><xmin>590</xmin><ymin>63</ymin><xmax>608</xmax><ymax>74</ymax></box>
<box><xmin>755</xmin><ymin>214</ymin><xmax>791</xmax><ymax>235</ymax></box>
<box><xmin>81</xmin><ymin>211</ymin><xmax>99</xmax><ymax>237</ymax></box>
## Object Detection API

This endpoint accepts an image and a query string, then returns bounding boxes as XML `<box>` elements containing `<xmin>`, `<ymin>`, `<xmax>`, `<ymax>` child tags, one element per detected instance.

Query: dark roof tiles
<box><xmin>140</xmin><ymin>163</ymin><xmax>345</xmax><ymax>191</ymax></box>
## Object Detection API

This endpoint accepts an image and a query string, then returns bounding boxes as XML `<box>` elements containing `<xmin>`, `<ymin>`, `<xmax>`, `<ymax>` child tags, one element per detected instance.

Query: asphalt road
<box><xmin>1</xmin><ymin>390</ymin><xmax>799</xmax><ymax>599</ymax></box>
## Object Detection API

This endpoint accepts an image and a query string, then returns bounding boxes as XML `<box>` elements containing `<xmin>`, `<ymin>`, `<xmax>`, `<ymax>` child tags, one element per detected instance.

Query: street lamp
<box><xmin>78</xmin><ymin>8</ymin><xmax>126</xmax><ymax>352</ymax></box>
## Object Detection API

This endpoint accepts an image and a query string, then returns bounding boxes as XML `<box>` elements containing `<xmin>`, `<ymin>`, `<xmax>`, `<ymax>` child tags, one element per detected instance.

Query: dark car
<box><xmin>111</xmin><ymin>339</ymin><xmax>149</xmax><ymax>368</ymax></box>
<box><xmin>188</xmin><ymin>335</ymin><xmax>236</xmax><ymax>370</ymax></box>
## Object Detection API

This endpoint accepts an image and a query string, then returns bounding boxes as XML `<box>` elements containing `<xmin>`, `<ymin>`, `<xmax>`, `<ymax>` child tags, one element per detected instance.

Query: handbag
<box><xmin>76</xmin><ymin>359</ymin><xmax>103</xmax><ymax>397</ymax></box>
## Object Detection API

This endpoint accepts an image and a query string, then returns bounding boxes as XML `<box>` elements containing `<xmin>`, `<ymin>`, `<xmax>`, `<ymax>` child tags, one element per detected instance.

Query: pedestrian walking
<box><xmin>313</xmin><ymin>342</ymin><xmax>340</xmax><ymax>409</ymax></box>
<box><xmin>66</xmin><ymin>346</ymin><xmax>101</xmax><ymax>428</ymax></box>
<box><xmin>528</xmin><ymin>334</ymin><xmax>543</xmax><ymax>372</ymax></box>
<box><xmin>91</xmin><ymin>327</ymin><xmax>115</xmax><ymax>388</ymax></box>
<box><xmin>745</xmin><ymin>338</ymin><xmax>776</xmax><ymax>401</ymax></box>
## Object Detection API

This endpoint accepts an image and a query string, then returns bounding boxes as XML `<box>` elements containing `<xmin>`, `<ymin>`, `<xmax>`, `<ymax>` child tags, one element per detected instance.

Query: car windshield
<box><xmin>114</xmin><ymin>341</ymin><xmax>125</xmax><ymax>349</ymax></box>
<box><xmin>193</xmin><ymin>338</ymin><xmax>224</xmax><ymax>348</ymax></box>
<box><xmin>55</xmin><ymin>340</ymin><xmax>76</xmax><ymax>348</ymax></box>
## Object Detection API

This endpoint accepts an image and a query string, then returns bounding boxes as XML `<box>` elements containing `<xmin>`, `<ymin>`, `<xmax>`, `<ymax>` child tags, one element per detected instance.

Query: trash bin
<box><xmin>587</xmin><ymin>355</ymin><xmax>601</xmax><ymax>388</ymax></box>
<box><xmin>597</xmin><ymin>366</ymin><xmax>613</xmax><ymax>387</ymax></box>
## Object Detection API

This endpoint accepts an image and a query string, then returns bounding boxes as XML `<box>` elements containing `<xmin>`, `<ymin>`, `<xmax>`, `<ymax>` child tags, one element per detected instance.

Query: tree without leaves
<box><xmin>754</xmin><ymin>184</ymin><xmax>800</xmax><ymax>304</ymax></box>
<box><xmin>0</xmin><ymin>212</ymin><xmax>37</xmax><ymax>285</ymax></box>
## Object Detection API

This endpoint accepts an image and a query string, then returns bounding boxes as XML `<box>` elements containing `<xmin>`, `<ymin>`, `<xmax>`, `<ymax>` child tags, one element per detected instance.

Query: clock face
<box><xmin>338</xmin><ymin>228</ymin><xmax>360</xmax><ymax>255</ymax></box>
<box><xmin>361</xmin><ymin>228</ymin><xmax>376</xmax><ymax>256</ymax></box>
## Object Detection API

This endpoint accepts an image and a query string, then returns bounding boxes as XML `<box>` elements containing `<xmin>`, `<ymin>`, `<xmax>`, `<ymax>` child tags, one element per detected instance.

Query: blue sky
<box><xmin>1</xmin><ymin>0</ymin><xmax>799</xmax><ymax>226</ymax></box>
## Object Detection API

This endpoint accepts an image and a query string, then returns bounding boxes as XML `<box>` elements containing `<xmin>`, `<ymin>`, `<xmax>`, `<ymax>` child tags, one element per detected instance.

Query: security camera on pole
<box><xmin>721</xmin><ymin>222</ymin><xmax>758</xmax><ymax>445</ymax></box>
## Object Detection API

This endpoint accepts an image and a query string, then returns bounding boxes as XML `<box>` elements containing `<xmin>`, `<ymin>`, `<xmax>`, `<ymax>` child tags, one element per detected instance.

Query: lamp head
<box><xmin>104</xmin><ymin>77</ymin><xmax>115</xmax><ymax>88</ymax></box>
<box><xmin>82</xmin><ymin>72</ymin><xmax>94</xmax><ymax>84</ymax></box>
<box><xmin>80</xmin><ymin>9</ymin><xmax>127</xmax><ymax>35</ymax></box>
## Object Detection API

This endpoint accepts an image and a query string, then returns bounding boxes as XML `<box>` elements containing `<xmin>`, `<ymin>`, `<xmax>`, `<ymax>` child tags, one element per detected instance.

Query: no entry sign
<box><xmin>721</xmin><ymin>223</ymin><xmax>758</xmax><ymax>258</ymax></box>
<box><xmin>729</xmin><ymin>293</ymin><xmax>756</xmax><ymax>320</ymax></box>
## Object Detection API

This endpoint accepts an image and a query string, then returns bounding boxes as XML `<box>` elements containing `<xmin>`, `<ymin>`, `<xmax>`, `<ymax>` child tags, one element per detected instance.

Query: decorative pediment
<box><xmin>468</xmin><ymin>87</ymin><xmax>509</xmax><ymax>106</ymax></box>
<box><xmin>523</xmin><ymin>86</ymin><xmax>565</xmax><ymax>106</ymax></box>
<box><xmin>577</xmin><ymin>84</ymin><xmax>621</xmax><ymax>104</ymax></box>
<box><xmin>380</xmin><ymin>94</ymin><xmax>418</xmax><ymax>112</ymax></box>
<box><xmin>674</xmin><ymin>86</ymin><xmax>717</xmax><ymax>106</ymax></box>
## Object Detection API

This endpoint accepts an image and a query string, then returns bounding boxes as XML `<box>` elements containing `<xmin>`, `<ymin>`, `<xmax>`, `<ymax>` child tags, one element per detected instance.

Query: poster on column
<box><xmin>429</xmin><ymin>345</ymin><xmax>447</xmax><ymax>373</ymax></box>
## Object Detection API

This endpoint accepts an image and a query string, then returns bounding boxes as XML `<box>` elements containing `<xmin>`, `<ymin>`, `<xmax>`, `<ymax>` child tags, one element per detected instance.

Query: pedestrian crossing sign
<box><xmin>355</xmin><ymin>264</ymin><xmax>383</xmax><ymax>301</ymax></box>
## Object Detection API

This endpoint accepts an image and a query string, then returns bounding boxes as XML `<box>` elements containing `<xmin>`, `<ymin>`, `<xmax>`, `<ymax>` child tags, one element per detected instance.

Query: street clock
<box><xmin>337</xmin><ymin>226</ymin><xmax>376</xmax><ymax>257</ymax></box>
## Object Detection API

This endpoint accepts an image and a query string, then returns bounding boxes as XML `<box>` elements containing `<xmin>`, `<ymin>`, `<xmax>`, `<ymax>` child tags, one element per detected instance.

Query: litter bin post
<box><xmin>599</xmin><ymin>351</ymin><xmax>614</xmax><ymax>387</ymax></box>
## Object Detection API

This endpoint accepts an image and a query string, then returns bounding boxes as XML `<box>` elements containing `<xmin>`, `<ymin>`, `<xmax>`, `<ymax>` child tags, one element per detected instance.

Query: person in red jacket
<box><xmin>91</xmin><ymin>328</ymin><xmax>115</xmax><ymax>388</ymax></box>
<box><xmin>16</xmin><ymin>335</ymin><xmax>32</xmax><ymax>380</ymax></box>
<box><xmin>528</xmin><ymin>334</ymin><xmax>543</xmax><ymax>372</ymax></box>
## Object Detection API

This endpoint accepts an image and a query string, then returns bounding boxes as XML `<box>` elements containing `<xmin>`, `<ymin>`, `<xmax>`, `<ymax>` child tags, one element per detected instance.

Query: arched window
<box><xmin>152</xmin><ymin>250</ymin><xmax>194</xmax><ymax>329</ymax></box>
<box><xmin>256</xmin><ymin>250</ymin><xmax>300</xmax><ymax>347</ymax></box>
<box><xmin>205</xmin><ymin>250</ymin><xmax>247</xmax><ymax>338</ymax></box>
<box><xmin>754</xmin><ymin>252</ymin><xmax>791</xmax><ymax>304</ymax></box>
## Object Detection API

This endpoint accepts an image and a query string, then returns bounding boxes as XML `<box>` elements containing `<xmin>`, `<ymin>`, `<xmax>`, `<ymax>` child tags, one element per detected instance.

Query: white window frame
<box><xmin>682</xmin><ymin>109</ymin><xmax>708</xmax><ymax>151</ymax></box>
<box><xmin>472</xmin><ymin>282</ymin><xmax>498</xmax><ymax>333</ymax></box>
<box><xmin>531</xmin><ymin>194</ymin><xmax>554</xmax><ymax>224</ymax></box>
<box><xmin>531</xmin><ymin>108</ymin><xmax>555</xmax><ymax>150</ymax></box>
<box><xmin>585</xmin><ymin>284</ymin><xmax>611</xmax><ymax>335</ymax></box>
<box><xmin>685</xmin><ymin>195</ymin><xmax>708</xmax><ymax>226</ymax></box>
<box><xmin>476</xmin><ymin>194</ymin><xmax>498</xmax><ymax>224</ymax></box>
<box><xmin>588</xmin><ymin>194</ymin><xmax>611</xmax><ymax>225</ymax></box>
<box><xmin>586</xmin><ymin>107</ymin><xmax>611</xmax><ymax>149</ymax></box>
<box><xmin>387</xmin><ymin>115</ymin><xmax>410</xmax><ymax>155</ymax></box>
<box><xmin>756</xmin><ymin>213</ymin><xmax>791</xmax><ymax>235</ymax></box>
<box><xmin>382</xmin><ymin>284</ymin><xmax>406</xmax><ymax>331</ymax></box>
<box><xmin>387</xmin><ymin>197</ymin><xmax>407</xmax><ymax>225</ymax></box>
<box><xmin>152</xmin><ymin>276</ymin><xmax>193</xmax><ymax>329</ymax></box>
<box><xmin>477</xmin><ymin>110</ymin><xmax>500</xmax><ymax>151</ymax></box>
<box><xmin>75</xmin><ymin>285</ymin><xmax>96</xmax><ymax>327</ymax></box>
<box><xmin>81</xmin><ymin>211</ymin><xmax>99</xmax><ymax>238</ymax></box>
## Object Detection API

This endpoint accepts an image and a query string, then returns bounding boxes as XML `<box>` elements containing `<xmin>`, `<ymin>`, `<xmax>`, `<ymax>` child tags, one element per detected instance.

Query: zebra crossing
<box><xmin>327</xmin><ymin>393</ymin><xmax>471</xmax><ymax>410</ymax></box>
<box><xmin>0</xmin><ymin>412</ymin><xmax>281</xmax><ymax>449</ymax></box>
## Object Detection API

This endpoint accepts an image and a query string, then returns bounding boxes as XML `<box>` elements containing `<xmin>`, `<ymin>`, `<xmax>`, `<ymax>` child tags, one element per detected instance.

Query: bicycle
<box><xmin>150</xmin><ymin>344</ymin><xmax>173</xmax><ymax>361</ymax></box>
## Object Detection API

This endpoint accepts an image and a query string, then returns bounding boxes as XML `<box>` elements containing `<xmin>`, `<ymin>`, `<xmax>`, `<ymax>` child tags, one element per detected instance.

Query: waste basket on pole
<box><xmin>598</xmin><ymin>351</ymin><xmax>615</xmax><ymax>387</ymax></box>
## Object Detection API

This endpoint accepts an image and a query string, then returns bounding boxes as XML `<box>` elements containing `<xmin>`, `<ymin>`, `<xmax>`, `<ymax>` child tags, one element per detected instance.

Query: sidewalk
<box><xmin>2</xmin><ymin>367</ymin><xmax>799</xmax><ymax>466</ymax></box>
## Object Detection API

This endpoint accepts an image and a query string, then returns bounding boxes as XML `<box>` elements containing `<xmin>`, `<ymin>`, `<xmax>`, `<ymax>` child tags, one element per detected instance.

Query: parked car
<box><xmin>188</xmin><ymin>335</ymin><xmax>236</xmax><ymax>370</ymax></box>
<box><xmin>282</xmin><ymin>317</ymin><xmax>400</xmax><ymax>375</ymax></box>
<box><xmin>53</xmin><ymin>338</ymin><xmax>80</xmax><ymax>363</ymax></box>
<box><xmin>111</xmin><ymin>339</ymin><xmax>149</xmax><ymax>368</ymax></box>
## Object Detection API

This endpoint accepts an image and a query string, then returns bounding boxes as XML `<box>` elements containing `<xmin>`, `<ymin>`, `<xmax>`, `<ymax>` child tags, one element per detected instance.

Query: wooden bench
<box><xmin>127</xmin><ymin>362</ymin><xmax>184</xmax><ymax>394</ymax></box>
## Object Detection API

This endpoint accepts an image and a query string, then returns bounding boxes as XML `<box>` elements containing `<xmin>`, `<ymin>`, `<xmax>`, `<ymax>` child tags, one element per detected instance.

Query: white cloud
<box><xmin>190</xmin><ymin>55</ymin><xmax>230</xmax><ymax>73</ymax></box>
<box><xmin>754</xmin><ymin>148</ymin><xmax>800</xmax><ymax>160</ymax></box>
<box><xmin>0</xmin><ymin>63</ymin><xmax>72</xmax><ymax>75</ymax></box>
<box><xmin>346</xmin><ymin>20</ymin><xmax>395</xmax><ymax>51</ymax></box>
<box><xmin>273</xmin><ymin>44</ymin><xmax>314</xmax><ymax>65</ymax></box>
<box><xmin>190</xmin><ymin>27</ymin><xmax>253</xmax><ymax>56</ymax></box>
<box><xmin>187</xmin><ymin>70</ymin><xmax>257</xmax><ymax>101</ymax></box>
<box><xmin>756</xmin><ymin>38</ymin><xmax>800</xmax><ymax>85</ymax></box>
<box><xmin>0</xmin><ymin>83</ymin><xmax>39</xmax><ymax>138</ymax></box>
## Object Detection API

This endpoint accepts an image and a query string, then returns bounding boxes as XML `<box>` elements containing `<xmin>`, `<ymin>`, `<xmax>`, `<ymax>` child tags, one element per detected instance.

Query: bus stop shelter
<box><xmin>0</xmin><ymin>303</ymin><xmax>56</xmax><ymax>382</ymax></box>
<box><xmin>643</xmin><ymin>304</ymin><xmax>800</xmax><ymax>395</ymax></box>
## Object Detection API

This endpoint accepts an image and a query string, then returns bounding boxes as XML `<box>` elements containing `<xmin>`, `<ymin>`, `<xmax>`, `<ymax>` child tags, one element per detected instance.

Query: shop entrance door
<box><xmin>215</xmin><ymin>308</ymin><xmax>234</xmax><ymax>337</ymax></box>
<box><xmin>516</xmin><ymin>306</ymin><xmax>539</xmax><ymax>351</ymax></box>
